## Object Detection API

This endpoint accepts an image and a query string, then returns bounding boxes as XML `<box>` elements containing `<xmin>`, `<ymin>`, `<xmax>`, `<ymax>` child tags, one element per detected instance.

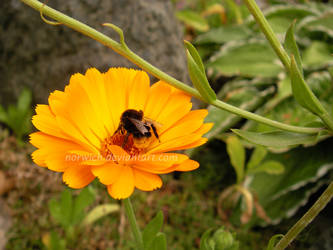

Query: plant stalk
<box><xmin>243</xmin><ymin>0</ymin><xmax>333</xmax><ymax>132</ymax></box>
<box><xmin>243</xmin><ymin>0</ymin><xmax>291</xmax><ymax>69</ymax></box>
<box><xmin>20</xmin><ymin>0</ymin><xmax>322</xmax><ymax>135</ymax></box>
<box><xmin>123</xmin><ymin>198</ymin><xmax>144</xmax><ymax>250</ymax></box>
<box><xmin>274</xmin><ymin>181</ymin><xmax>333</xmax><ymax>250</ymax></box>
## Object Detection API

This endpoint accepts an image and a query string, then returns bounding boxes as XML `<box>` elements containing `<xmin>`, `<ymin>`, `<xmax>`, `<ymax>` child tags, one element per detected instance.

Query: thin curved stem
<box><xmin>212</xmin><ymin>99</ymin><xmax>320</xmax><ymax>134</ymax></box>
<box><xmin>243</xmin><ymin>0</ymin><xmax>333</xmax><ymax>132</ymax></box>
<box><xmin>123</xmin><ymin>198</ymin><xmax>144</xmax><ymax>250</ymax></box>
<box><xmin>20</xmin><ymin>0</ymin><xmax>322</xmax><ymax>135</ymax></box>
<box><xmin>243</xmin><ymin>0</ymin><xmax>291</xmax><ymax>70</ymax></box>
<box><xmin>274</xmin><ymin>182</ymin><xmax>333</xmax><ymax>250</ymax></box>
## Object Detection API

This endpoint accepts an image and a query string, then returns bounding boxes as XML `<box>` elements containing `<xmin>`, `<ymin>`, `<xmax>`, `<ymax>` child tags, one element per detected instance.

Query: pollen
<box><xmin>101</xmin><ymin>130</ymin><xmax>144</xmax><ymax>158</ymax></box>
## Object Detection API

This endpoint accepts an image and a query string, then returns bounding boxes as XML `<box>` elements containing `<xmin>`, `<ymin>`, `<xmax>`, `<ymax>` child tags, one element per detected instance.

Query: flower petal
<box><xmin>144</xmin><ymin>81</ymin><xmax>172</xmax><ymax>121</ymax></box>
<box><xmin>104</xmin><ymin>68</ymin><xmax>138</xmax><ymax>132</ymax></box>
<box><xmin>175</xmin><ymin>159</ymin><xmax>199</xmax><ymax>171</ymax></box>
<box><xmin>31</xmin><ymin>149</ymin><xmax>47</xmax><ymax>167</ymax></box>
<box><xmin>63</xmin><ymin>165</ymin><xmax>95</xmax><ymax>189</ymax></box>
<box><xmin>127</xmin><ymin>71</ymin><xmax>150</xmax><ymax>111</ymax></box>
<box><xmin>32</xmin><ymin>105</ymin><xmax>69</xmax><ymax>139</ymax></box>
<box><xmin>157</xmin><ymin>95</ymin><xmax>192</xmax><ymax>133</ymax></box>
<box><xmin>133</xmin><ymin>169</ymin><xmax>162</xmax><ymax>191</ymax></box>
<box><xmin>91</xmin><ymin>163</ymin><xmax>122</xmax><ymax>185</ymax></box>
<box><xmin>132</xmin><ymin>153</ymin><xmax>188</xmax><ymax>174</ymax></box>
<box><xmin>107</xmin><ymin>165</ymin><xmax>134</xmax><ymax>199</ymax></box>
<box><xmin>80</xmin><ymin>68</ymin><xmax>114</xmax><ymax>135</ymax></box>
<box><xmin>175</xmin><ymin>138</ymin><xmax>208</xmax><ymax>151</ymax></box>
<box><xmin>30</xmin><ymin>132</ymin><xmax>93</xmax><ymax>171</ymax></box>
<box><xmin>48</xmin><ymin>90</ymin><xmax>68</xmax><ymax>117</ymax></box>
<box><xmin>133</xmin><ymin>153</ymin><xmax>188</xmax><ymax>167</ymax></box>
<box><xmin>195</xmin><ymin>123</ymin><xmax>214</xmax><ymax>135</ymax></box>
<box><xmin>64</xmin><ymin>74</ymin><xmax>108</xmax><ymax>146</ymax></box>
<box><xmin>107</xmin><ymin>145</ymin><xmax>131</xmax><ymax>164</ymax></box>
<box><xmin>159</xmin><ymin>119</ymin><xmax>204</xmax><ymax>142</ymax></box>
<box><xmin>148</xmin><ymin>134</ymin><xmax>202</xmax><ymax>154</ymax></box>
<box><xmin>30</xmin><ymin>132</ymin><xmax>87</xmax><ymax>154</ymax></box>
<box><xmin>55</xmin><ymin>116</ymin><xmax>97</xmax><ymax>153</ymax></box>
<box><xmin>45</xmin><ymin>152</ymin><xmax>77</xmax><ymax>172</ymax></box>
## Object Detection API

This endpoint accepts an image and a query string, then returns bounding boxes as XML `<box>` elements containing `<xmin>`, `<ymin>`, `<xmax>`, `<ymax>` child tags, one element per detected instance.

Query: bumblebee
<box><xmin>116</xmin><ymin>109</ymin><xmax>160</xmax><ymax>149</ymax></box>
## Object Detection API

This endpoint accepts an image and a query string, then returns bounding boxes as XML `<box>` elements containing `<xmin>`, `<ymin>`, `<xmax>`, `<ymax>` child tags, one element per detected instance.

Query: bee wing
<box><xmin>128</xmin><ymin>117</ymin><xmax>149</xmax><ymax>134</ymax></box>
<box><xmin>144</xmin><ymin>117</ymin><xmax>163</xmax><ymax>128</ymax></box>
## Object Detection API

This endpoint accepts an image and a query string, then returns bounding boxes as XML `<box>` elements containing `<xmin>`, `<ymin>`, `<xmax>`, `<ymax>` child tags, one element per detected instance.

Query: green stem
<box><xmin>212</xmin><ymin>99</ymin><xmax>320</xmax><ymax>134</ymax></box>
<box><xmin>320</xmin><ymin>112</ymin><xmax>333</xmax><ymax>132</ymax></box>
<box><xmin>20</xmin><ymin>0</ymin><xmax>322</xmax><ymax>135</ymax></box>
<box><xmin>244</xmin><ymin>0</ymin><xmax>333</xmax><ymax>132</ymax></box>
<box><xmin>243</xmin><ymin>0</ymin><xmax>291</xmax><ymax>70</ymax></box>
<box><xmin>123</xmin><ymin>198</ymin><xmax>144</xmax><ymax>250</ymax></box>
<box><xmin>243</xmin><ymin>2</ymin><xmax>333</xmax><ymax>248</ymax></box>
<box><xmin>274</xmin><ymin>182</ymin><xmax>333</xmax><ymax>250</ymax></box>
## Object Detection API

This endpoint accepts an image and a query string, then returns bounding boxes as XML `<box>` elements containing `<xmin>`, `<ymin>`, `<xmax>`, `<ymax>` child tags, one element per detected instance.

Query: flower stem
<box><xmin>211</xmin><ymin>99</ymin><xmax>320</xmax><ymax>134</ymax></box>
<box><xmin>123</xmin><ymin>198</ymin><xmax>144</xmax><ymax>250</ymax></box>
<box><xmin>243</xmin><ymin>0</ymin><xmax>333</xmax><ymax>132</ymax></box>
<box><xmin>274</xmin><ymin>181</ymin><xmax>333</xmax><ymax>250</ymax></box>
<box><xmin>20</xmin><ymin>0</ymin><xmax>322</xmax><ymax>135</ymax></box>
<box><xmin>243</xmin><ymin>0</ymin><xmax>291</xmax><ymax>70</ymax></box>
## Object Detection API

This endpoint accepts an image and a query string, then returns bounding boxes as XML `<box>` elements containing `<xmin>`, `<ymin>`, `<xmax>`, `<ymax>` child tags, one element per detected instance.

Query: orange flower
<box><xmin>30</xmin><ymin>68</ymin><xmax>212</xmax><ymax>199</ymax></box>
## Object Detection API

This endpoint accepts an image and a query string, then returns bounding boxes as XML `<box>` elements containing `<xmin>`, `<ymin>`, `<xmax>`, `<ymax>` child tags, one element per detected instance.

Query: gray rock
<box><xmin>0</xmin><ymin>0</ymin><xmax>188</xmax><ymax>105</ymax></box>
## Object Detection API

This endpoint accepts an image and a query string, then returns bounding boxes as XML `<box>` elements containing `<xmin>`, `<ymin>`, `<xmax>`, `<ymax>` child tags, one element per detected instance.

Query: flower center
<box><xmin>101</xmin><ymin>109</ymin><xmax>158</xmax><ymax>158</ymax></box>
<box><xmin>101</xmin><ymin>129</ymin><xmax>144</xmax><ymax>158</ymax></box>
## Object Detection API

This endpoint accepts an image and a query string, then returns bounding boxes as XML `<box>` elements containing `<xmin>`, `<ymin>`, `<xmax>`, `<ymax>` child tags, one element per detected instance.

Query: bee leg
<box><xmin>122</xmin><ymin>133</ymin><xmax>129</xmax><ymax>148</ymax></box>
<box><xmin>151</xmin><ymin>124</ymin><xmax>160</xmax><ymax>142</ymax></box>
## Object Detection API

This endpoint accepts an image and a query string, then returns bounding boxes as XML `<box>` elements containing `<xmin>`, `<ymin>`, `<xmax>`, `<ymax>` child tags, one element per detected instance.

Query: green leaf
<box><xmin>186</xmin><ymin>49</ymin><xmax>216</xmax><ymax>102</ymax></box>
<box><xmin>298</xmin><ymin>13</ymin><xmax>333</xmax><ymax>40</ymax></box>
<box><xmin>0</xmin><ymin>88</ymin><xmax>33</xmax><ymax>140</ymax></box>
<box><xmin>81</xmin><ymin>203</ymin><xmax>119</xmax><ymax>226</ymax></box>
<box><xmin>200</xmin><ymin>229</ymin><xmax>214</xmax><ymax>250</ymax></box>
<box><xmin>195</xmin><ymin>25</ymin><xmax>251</xmax><ymax>44</ymax></box>
<box><xmin>224</xmin><ymin>0</ymin><xmax>243</xmax><ymax>24</ymax></box>
<box><xmin>148</xmin><ymin>232</ymin><xmax>167</xmax><ymax>250</ymax></box>
<box><xmin>143</xmin><ymin>211</ymin><xmax>164</xmax><ymax>249</ymax></box>
<box><xmin>176</xmin><ymin>10</ymin><xmax>209</xmax><ymax>32</ymax></box>
<box><xmin>243</xmin><ymin>72</ymin><xmax>332</xmax><ymax>137</ymax></box>
<box><xmin>302</xmin><ymin>42</ymin><xmax>333</xmax><ymax>69</ymax></box>
<box><xmin>284</xmin><ymin>20</ymin><xmax>303</xmax><ymax>75</ymax></box>
<box><xmin>0</xmin><ymin>105</ymin><xmax>7</xmax><ymax>123</ymax></box>
<box><xmin>249</xmin><ymin>139</ymin><xmax>333</xmax><ymax>224</ymax></box>
<box><xmin>48</xmin><ymin>198</ymin><xmax>63</xmax><ymax>225</ymax></box>
<box><xmin>184</xmin><ymin>40</ymin><xmax>205</xmax><ymax>74</ymax></box>
<box><xmin>60</xmin><ymin>189</ymin><xmax>73</xmax><ymax>227</ymax></box>
<box><xmin>6</xmin><ymin>105</ymin><xmax>20</xmax><ymax>135</ymax></box>
<box><xmin>207</xmin><ymin>41</ymin><xmax>282</xmax><ymax>77</ymax></box>
<box><xmin>252</xmin><ymin>5</ymin><xmax>318</xmax><ymax>34</ymax></box>
<box><xmin>247</xmin><ymin>146</ymin><xmax>267</xmax><ymax>170</ymax></box>
<box><xmin>17</xmin><ymin>88</ymin><xmax>32</xmax><ymax>113</ymax></box>
<box><xmin>72</xmin><ymin>187</ymin><xmax>96</xmax><ymax>225</ymax></box>
<box><xmin>266</xmin><ymin>234</ymin><xmax>284</xmax><ymax>250</ymax></box>
<box><xmin>290</xmin><ymin>55</ymin><xmax>326</xmax><ymax>116</ymax></box>
<box><xmin>226</xmin><ymin>136</ymin><xmax>245</xmax><ymax>184</ymax></box>
<box><xmin>48</xmin><ymin>231</ymin><xmax>66</xmax><ymax>250</ymax></box>
<box><xmin>20</xmin><ymin>109</ymin><xmax>32</xmax><ymax>136</ymax></box>
<box><xmin>248</xmin><ymin>161</ymin><xmax>285</xmax><ymax>175</ymax></box>
<box><xmin>232</xmin><ymin>129</ymin><xmax>317</xmax><ymax>148</ymax></box>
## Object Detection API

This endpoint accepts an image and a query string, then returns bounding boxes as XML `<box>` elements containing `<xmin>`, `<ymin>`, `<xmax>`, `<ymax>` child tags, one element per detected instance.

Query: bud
<box><xmin>200</xmin><ymin>227</ymin><xmax>239</xmax><ymax>250</ymax></box>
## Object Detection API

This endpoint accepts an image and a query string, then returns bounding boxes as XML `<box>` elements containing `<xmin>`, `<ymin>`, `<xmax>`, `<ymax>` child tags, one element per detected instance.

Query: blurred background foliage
<box><xmin>1</xmin><ymin>0</ymin><xmax>333</xmax><ymax>249</ymax></box>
